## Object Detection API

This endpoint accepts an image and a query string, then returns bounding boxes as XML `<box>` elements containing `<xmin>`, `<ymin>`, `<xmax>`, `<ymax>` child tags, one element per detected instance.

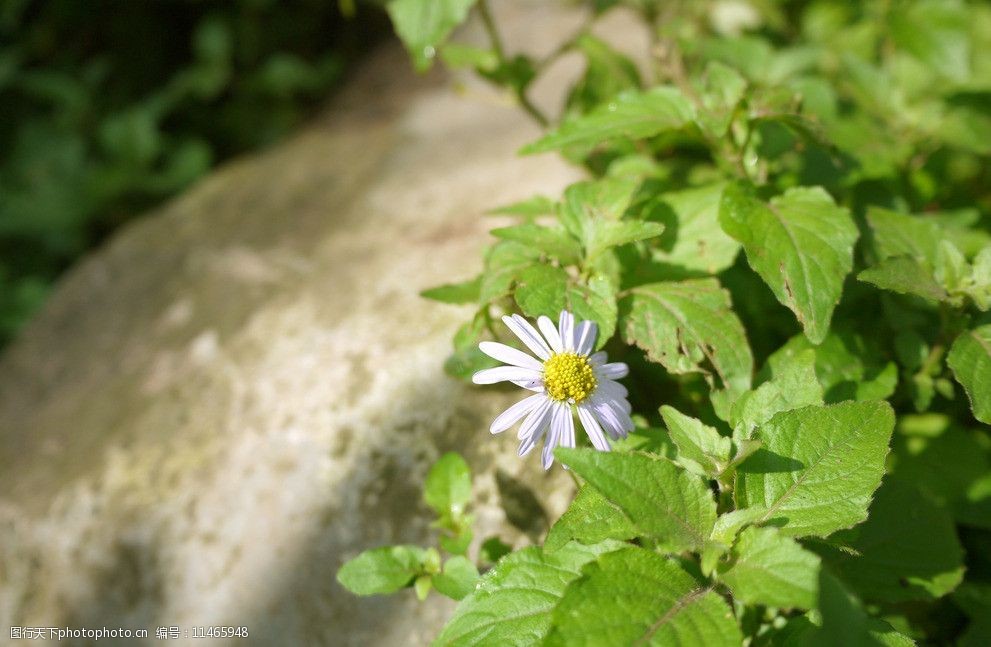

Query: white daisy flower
<box><xmin>472</xmin><ymin>310</ymin><xmax>633</xmax><ymax>469</ymax></box>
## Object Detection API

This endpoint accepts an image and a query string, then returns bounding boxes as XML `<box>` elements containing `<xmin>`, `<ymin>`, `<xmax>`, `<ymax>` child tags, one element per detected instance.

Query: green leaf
<box><xmin>768</xmin><ymin>332</ymin><xmax>897</xmax><ymax>403</ymax></box>
<box><xmin>622</xmin><ymin>278</ymin><xmax>754</xmax><ymax>396</ymax></box>
<box><xmin>521</xmin><ymin>87</ymin><xmax>695</xmax><ymax>154</ymax></box>
<box><xmin>717</xmin><ymin>526</ymin><xmax>821</xmax><ymax>610</ymax></box>
<box><xmin>439</xmin><ymin>43</ymin><xmax>499</xmax><ymax>72</ymax></box>
<box><xmin>424</xmin><ymin>452</ymin><xmax>472</xmax><ymax>519</ymax></box>
<box><xmin>858</xmin><ymin>255</ymin><xmax>948</xmax><ymax>302</ymax></box>
<box><xmin>701</xmin><ymin>507</ymin><xmax>768</xmax><ymax>576</ymax></box>
<box><xmin>931</xmin><ymin>211</ymin><xmax>991</xmax><ymax>257</ymax></box>
<box><xmin>660</xmin><ymin>405</ymin><xmax>732</xmax><ymax>477</ymax></box>
<box><xmin>490</xmin><ymin>224</ymin><xmax>582</xmax><ymax>265</ymax></box>
<box><xmin>386</xmin><ymin>0</ymin><xmax>479</xmax><ymax>72</ymax></box>
<box><xmin>731</xmin><ymin>349</ymin><xmax>824</xmax><ymax>439</ymax></box>
<box><xmin>560</xmin><ymin>178</ymin><xmax>637</xmax><ymax>239</ymax></box>
<box><xmin>415</xmin><ymin>574</ymin><xmax>433</xmax><ymax>600</ymax></box>
<box><xmin>751</xmin><ymin>111</ymin><xmax>833</xmax><ymax>151</ymax></box>
<box><xmin>866</xmin><ymin>207</ymin><xmax>941</xmax><ymax>265</ymax></box>
<box><xmin>559</xmin><ymin>178</ymin><xmax>663</xmax><ymax>259</ymax></box>
<box><xmin>612</xmin><ymin>425</ymin><xmax>679</xmax><ymax>457</ymax></box>
<box><xmin>479</xmin><ymin>241</ymin><xmax>540</xmax><ymax>303</ymax></box>
<box><xmin>556</xmin><ymin>448</ymin><xmax>717</xmax><ymax>553</ymax></box>
<box><xmin>821</xmin><ymin>479</ymin><xmax>964</xmax><ymax>603</ymax></box>
<box><xmin>710</xmin><ymin>507</ymin><xmax>768</xmax><ymax>546</ymax></box>
<box><xmin>728</xmin><ymin>440</ymin><xmax>762</xmax><ymax>471</ymax></box>
<box><xmin>452</xmin><ymin>309</ymin><xmax>487</xmax><ymax>351</ymax></box>
<box><xmin>336</xmin><ymin>545</ymin><xmax>426</xmax><ymax>596</ymax></box>
<box><xmin>792</xmin><ymin>571</ymin><xmax>916</xmax><ymax>647</ymax></box>
<box><xmin>697</xmin><ymin>35</ymin><xmax>774</xmax><ymax>83</ymax></box>
<box><xmin>736</xmin><ymin>401</ymin><xmax>895</xmax><ymax>537</ymax></box>
<box><xmin>719</xmin><ymin>184</ymin><xmax>858</xmax><ymax>343</ymax></box>
<box><xmin>648</xmin><ymin>182</ymin><xmax>741</xmax><ymax>274</ymax></box>
<box><xmin>567</xmin><ymin>34</ymin><xmax>642</xmax><ymax>114</ymax></box>
<box><xmin>587</xmin><ymin>220</ymin><xmax>666</xmax><ymax>258</ymax></box>
<box><xmin>513</xmin><ymin>264</ymin><xmax>568</xmax><ymax>318</ymax></box>
<box><xmin>434</xmin><ymin>541</ymin><xmax>618</xmax><ymax>646</ymax></box>
<box><xmin>545</xmin><ymin>546</ymin><xmax>743</xmax><ymax>647</ymax></box>
<box><xmin>439</xmin><ymin>527</ymin><xmax>474</xmax><ymax>556</ymax></box>
<box><xmin>961</xmin><ymin>617</ymin><xmax>991</xmax><ymax>647</ymax></box>
<box><xmin>545</xmin><ymin>484</ymin><xmax>638</xmax><ymax>552</ymax></box>
<box><xmin>479</xmin><ymin>537</ymin><xmax>512</xmax><ymax>566</ymax></box>
<box><xmin>421</xmin><ymin>275</ymin><xmax>482</xmax><ymax>304</ymax></box>
<box><xmin>487</xmin><ymin>195</ymin><xmax>556</xmax><ymax>217</ymax></box>
<box><xmin>433</xmin><ymin>556</ymin><xmax>481</xmax><ymax>601</ymax></box>
<box><xmin>893</xmin><ymin>420</ymin><xmax>991</xmax><ymax>528</ymax></box>
<box><xmin>947</xmin><ymin>325</ymin><xmax>991</xmax><ymax>424</ymax></box>
<box><xmin>941</xmin><ymin>102</ymin><xmax>991</xmax><ymax>156</ymax></box>
<box><xmin>869</xmin><ymin>625</ymin><xmax>917</xmax><ymax>647</ymax></box>
<box><xmin>973</xmin><ymin>246</ymin><xmax>991</xmax><ymax>281</ymax></box>
<box><xmin>890</xmin><ymin>0</ymin><xmax>970</xmax><ymax>82</ymax></box>
<box><xmin>935</xmin><ymin>239</ymin><xmax>969</xmax><ymax>293</ymax></box>
<box><xmin>967</xmin><ymin>246</ymin><xmax>991</xmax><ymax>310</ymax></box>
<box><xmin>566</xmin><ymin>275</ymin><xmax>618</xmax><ymax>349</ymax></box>
<box><xmin>826</xmin><ymin>107</ymin><xmax>906</xmax><ymax>178</ymax></box>
<box><xmin>956</xmin><ymin>584</ymin><xmax>991</xmax><ymax>647</ymax></box>
<box><xmin>695</xmin><ymin>61</ymin><xmax>747</xmax><ymax>137</ymax></box>
<box><xmin>479</xmin><ymin>53</ymin><xmax>536</xmax><ymax>95</ymax></box>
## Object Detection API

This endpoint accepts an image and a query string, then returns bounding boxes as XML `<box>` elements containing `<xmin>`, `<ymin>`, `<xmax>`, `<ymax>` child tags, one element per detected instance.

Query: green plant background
<box><xmin>0</xmin><ymin>0</ymin><xmax>389</xmax><ymax>345</ymax></box>
<box><xmin>340</xmin><ymin>1</ymin><xmax>991</xmax><ymax>645</ymax></box>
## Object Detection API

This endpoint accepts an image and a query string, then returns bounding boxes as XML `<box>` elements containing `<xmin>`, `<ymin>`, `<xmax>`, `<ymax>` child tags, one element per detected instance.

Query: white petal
<box><xmin>537</xmin><ymin>316</ymin><xmax>564</xmax><ymax>354</ymax></box>
<box><xmin>542</xmin><ymin>403</ymin><xmax>567</xmax><ymax>469</ymax></box>
<box><xmin>590</xmin><ymin>396</ymin><xmax>625</xmax><ymax>440</ymax></box>
<box><xmin>490</xmin><ymin>394</ymin><xmax>545</xmax><ymax>433</ymax></box>
<box><xmin>577</xmin><ymin>404</ymin><xmax>611</xmax><ymax>451</ymax></box>
<box><xmin>597</xmin><ymin>362</ymin><xmax>629</xmax><ymax>379</ymax></box>
<box><xmin>560</xmin><ymin>405</ymin><xmax>576</xmax><ymax>449</ymax></box>
<box><xmin>518</xmin><ymin>429</ymin><xmax>544</xmax><ymax>457</ymax></box>
<box><xmin>605</xmin><ymin>398</ymin><xmax>635</xmax><ymax>435</ymax></box>
<box><xmin>617</xmin><ymin>397</ymin><xmax>632</xmax><ymax>414</ymax></box>
<box><xmin>519</xmin><ymin>396</ymin><xmax>553</xmax><ymax>443</ymax></box>
<box><xmin>558</xmin><ymin>311</ymin><xmax>575</xmax><ymax>352</ymax></box>
<box><xmin>472</xmin><ymin>366</ymin><xmax>541</xmax><ymax>385</ymax></box>
<box><xmin>512</xmin><ymin>378</ymin><xmax>545</xmax><ymax>392</ymax></box>
<box><xmin>502</xmin><ymin>315</ymin><xmax>552</xmax><ymax>360</ymax></box>
<box><xmin>479</xmin><ymin>341</ymin><xmax>544</xmax><ymax>371</ymax></box>
<box><xmin>597</xmin><ymin>378</ymin><xmax>628</xmax><ymax>399</ymax></box>
<box><xmin>589</xmin><ymin>351</ymin><xmax>608</xmax><ymax>366</ymax></box>
<box><xmin>575</xmin><ymin>321</ymin><xmax>597</xmax><ymax>355</ymax></box>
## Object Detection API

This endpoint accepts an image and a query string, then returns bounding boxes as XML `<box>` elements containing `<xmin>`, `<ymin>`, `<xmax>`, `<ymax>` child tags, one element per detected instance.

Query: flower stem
<box><xmin>477</xmin><ymin>0</ymin><xmax>549</xmax><ymax>127</ymax></box>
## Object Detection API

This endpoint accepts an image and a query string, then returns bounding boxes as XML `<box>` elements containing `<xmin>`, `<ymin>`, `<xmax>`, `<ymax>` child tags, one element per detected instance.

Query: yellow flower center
<box><xmin>543</xmin><ymin>352</ymin><xmax>597</xmax><ymax>403</ymax></box>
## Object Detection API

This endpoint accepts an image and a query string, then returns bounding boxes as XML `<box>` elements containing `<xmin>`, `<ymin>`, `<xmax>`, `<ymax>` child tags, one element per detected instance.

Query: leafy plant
<box><xmin>337</xmin><ymin>452</ymin><xmax>482</xmax><ymax>601</ymax></box>
<box><xmin>339</xmin><ymin>0</ymin><xmax>991</xmax><ymax>644</ymax></box>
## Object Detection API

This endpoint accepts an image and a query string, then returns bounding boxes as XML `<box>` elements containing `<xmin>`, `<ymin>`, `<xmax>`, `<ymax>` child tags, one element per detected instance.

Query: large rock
<box><xmin>0</xmin><ymin>3</ymin><xmax>648</xmax><ymax>645</ymax></box>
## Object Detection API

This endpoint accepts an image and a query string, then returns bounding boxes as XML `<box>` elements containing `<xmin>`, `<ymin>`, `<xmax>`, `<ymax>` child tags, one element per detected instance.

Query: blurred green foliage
<box><xmin>0</xmin><ymin>0</ymin><xmax>388</xmax><ymax>344</ymax></box>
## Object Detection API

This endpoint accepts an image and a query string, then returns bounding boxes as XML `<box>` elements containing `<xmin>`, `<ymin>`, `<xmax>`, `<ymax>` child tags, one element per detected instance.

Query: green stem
<box><xmin>482</xmin><ymin>306</ymin><xmax>500</xmax><ymax>340</ymax></box>
<box><xmin>477</xmin><ymin>0</ymin><xmax>505</xmax><ymax>59</ymax></box>
<box><xmin>716</xmin><ymin>482</ymin><xmax>735</xmax><ymax>514</ymax></box>
<box><xmin>533</xmin><ymin>22</ymin><xmax>588</xmax><ymax>74</ymax></box>
<box><xmin>519</xmin><ymin>93</ymin><xmax>550</xmax><ymax>128</ymax></box>
<box><xmin>477</xmin><ymin>0</ymin><xmax>549</xmax><ymax>127</ymax></box>
<box><xmin>735</xmin><ymin>118</ymin><xmax>755</xmax><ymax>181</ymax></box>
<box><xmin>918</xmin><ymin>343</ymin><xmax>945</xmax><ymax>378</ymax></box>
